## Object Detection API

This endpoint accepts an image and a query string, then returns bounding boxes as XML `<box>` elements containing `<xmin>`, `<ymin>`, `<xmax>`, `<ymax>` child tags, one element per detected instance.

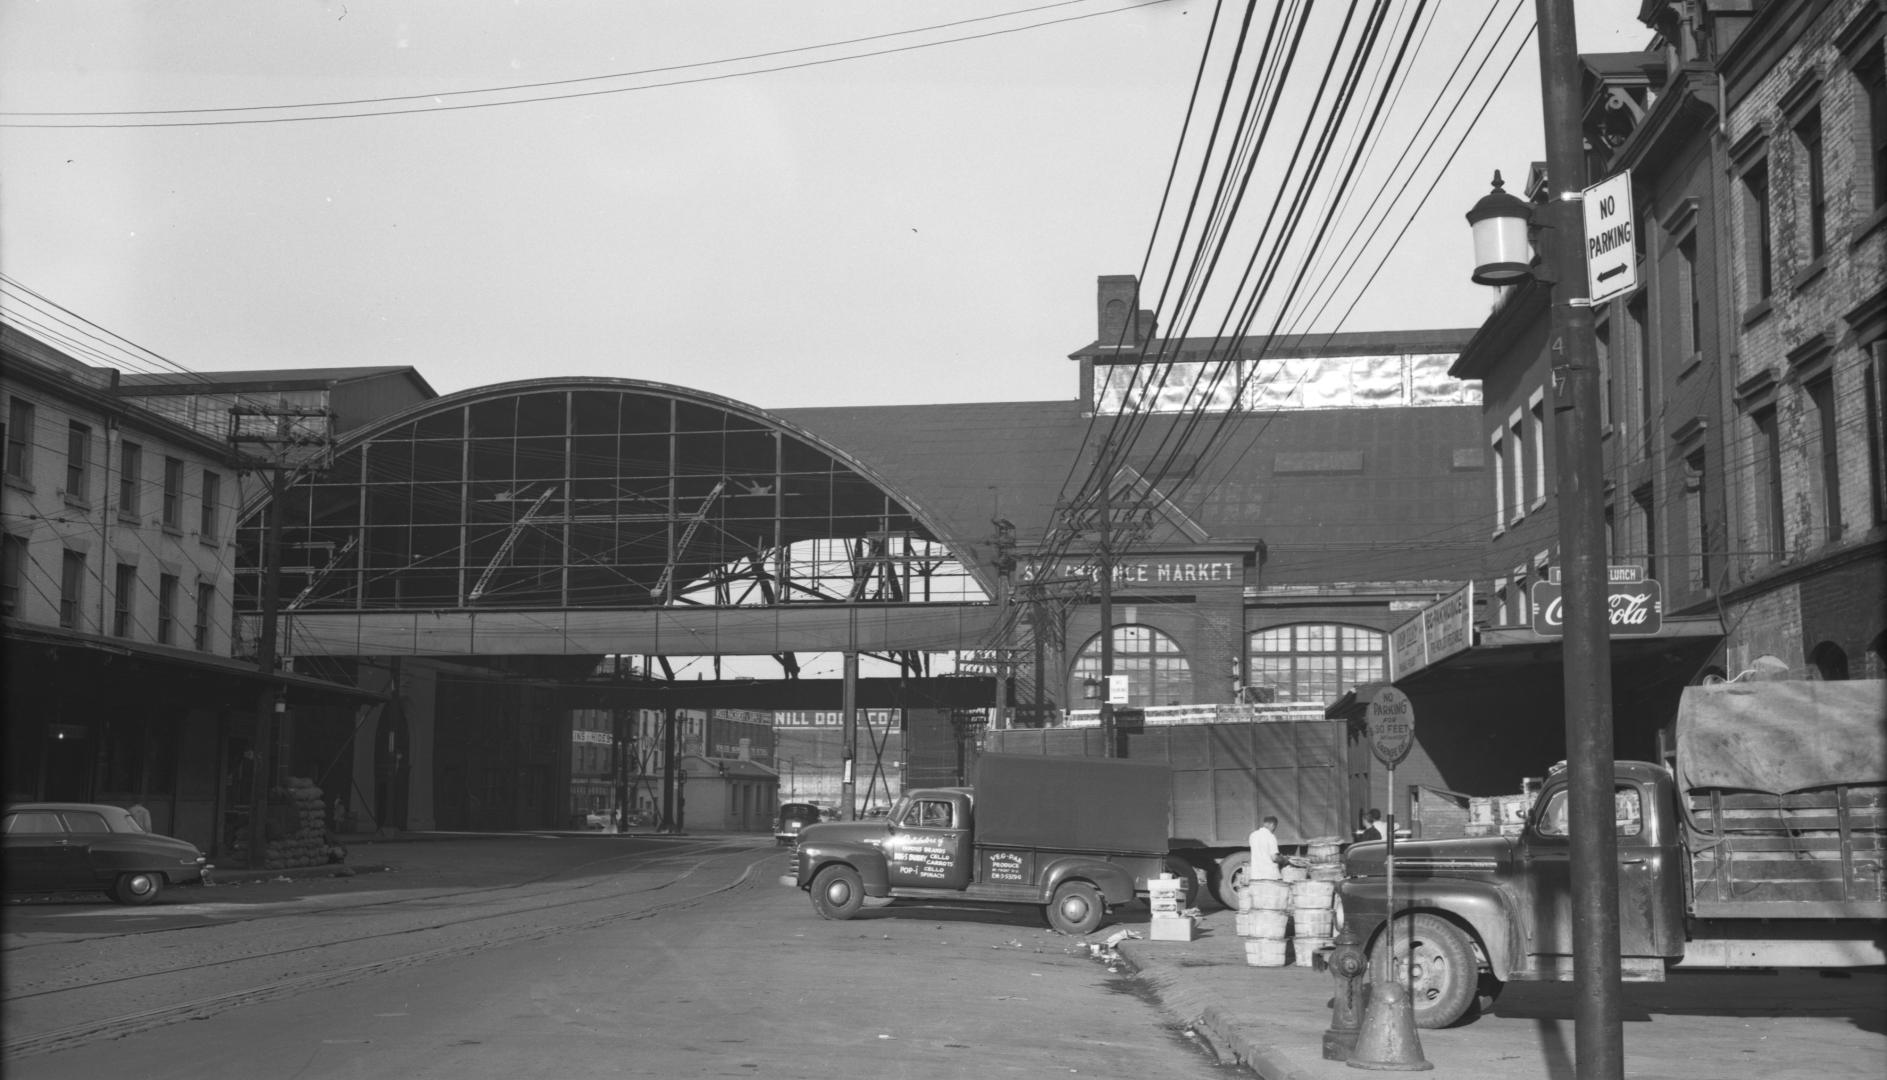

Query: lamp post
<box><xmin>1466</xmin><ymin>5</ymin><xmax>1623</xmax><ymax>1077</ymax></box>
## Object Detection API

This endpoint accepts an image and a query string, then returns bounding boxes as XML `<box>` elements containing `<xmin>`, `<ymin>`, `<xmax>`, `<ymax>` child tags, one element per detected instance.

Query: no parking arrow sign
<box><xmin>1584</xmin><ymin>170</ymin><xmax>1637</xmax><ymax>304</ymax></box>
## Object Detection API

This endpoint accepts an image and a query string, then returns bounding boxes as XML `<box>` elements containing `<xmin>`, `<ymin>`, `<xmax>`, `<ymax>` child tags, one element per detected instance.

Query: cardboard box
<box><xmin>1149</xmin><ymin>915</ymin><xmax>1197</xmax><ymax>941</ymax></box>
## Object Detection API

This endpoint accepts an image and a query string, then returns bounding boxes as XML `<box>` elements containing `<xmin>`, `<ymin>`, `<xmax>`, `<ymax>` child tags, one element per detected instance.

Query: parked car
<box><xmin>775</xmin><ymin>802</ymin><xmax>824</xmax><ymax>846</ymax></box>
<box><xmin>2</xmin><ymin>802</ymin><xmax>210</xmax><ymax>905</ymax></box>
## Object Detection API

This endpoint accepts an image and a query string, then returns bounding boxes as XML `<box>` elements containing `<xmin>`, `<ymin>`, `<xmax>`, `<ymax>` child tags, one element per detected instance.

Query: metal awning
<box><xmin>2</xmin><ymin>619</ymin><xmax>387</xmax><ymax>704</ymax></box>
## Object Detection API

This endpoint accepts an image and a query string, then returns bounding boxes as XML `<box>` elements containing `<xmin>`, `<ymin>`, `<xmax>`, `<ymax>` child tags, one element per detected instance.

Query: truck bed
<box><xmin>1684</xmin><ymin>783</ymin><xmax>1887</xmax><ymax>918</ymax></box>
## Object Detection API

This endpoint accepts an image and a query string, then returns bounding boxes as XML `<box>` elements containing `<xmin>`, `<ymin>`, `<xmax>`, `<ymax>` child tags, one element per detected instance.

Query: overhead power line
<box><xmin>0</xmin><ymin>0</ymin><xmax>1177</xmax><ymax>129</ymax></box>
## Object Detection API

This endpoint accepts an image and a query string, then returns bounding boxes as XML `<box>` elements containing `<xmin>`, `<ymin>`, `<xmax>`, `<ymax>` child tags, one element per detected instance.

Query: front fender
<box><xmin>1339</xmin><ymin>877</ymin><xmax>1521</xmax><ymax>979</ymax></box>
<box><xmin>796</xmin><ymin>842</ymin><xmax>892</xmax><ymax>897</ymax></box>
<box><xmin>1039</xmin><ymin>858</ymin><xmax>1139</xmax><ymax>905</ymax></box>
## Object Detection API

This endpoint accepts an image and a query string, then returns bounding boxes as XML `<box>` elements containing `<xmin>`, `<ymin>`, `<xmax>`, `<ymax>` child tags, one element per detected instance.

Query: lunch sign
<box><xmin>1530</xmin><ymin>565</ymin><xmax>1663</xmax><ymax>637</ymax></box>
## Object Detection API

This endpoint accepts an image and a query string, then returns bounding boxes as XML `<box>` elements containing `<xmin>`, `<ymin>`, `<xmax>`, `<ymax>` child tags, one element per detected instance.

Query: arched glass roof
<box><xmin>239</xmin><ymin>380</ymin><xmax>991</xmax><ymax>649</ymax></box>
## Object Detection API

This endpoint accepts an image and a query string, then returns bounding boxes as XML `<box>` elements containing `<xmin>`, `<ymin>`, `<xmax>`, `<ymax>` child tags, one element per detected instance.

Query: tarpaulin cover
<box><xmin>1675</xmin><ymin>680</ymin><xmax>1887</xmax><ymax>793</ymax></box>
<box><xmin>970</xmin><ymin>753</ymin><xmax>1171</xmax><ymax>855</ymax></box>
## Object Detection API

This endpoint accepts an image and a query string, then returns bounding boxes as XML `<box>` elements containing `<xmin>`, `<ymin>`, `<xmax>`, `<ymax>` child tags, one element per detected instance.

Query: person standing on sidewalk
<box><xmin>1248</xmin><ymin>815</ymin><xmax>1283</xmax><ymax>881</ymax></box>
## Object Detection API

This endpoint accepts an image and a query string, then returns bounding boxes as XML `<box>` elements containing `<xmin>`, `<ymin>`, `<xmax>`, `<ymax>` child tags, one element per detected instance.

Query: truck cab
<box><xmin>1338</xmin><ymin>762</ymin><xmax>1687</xmax><ymax>1028</ymax></box>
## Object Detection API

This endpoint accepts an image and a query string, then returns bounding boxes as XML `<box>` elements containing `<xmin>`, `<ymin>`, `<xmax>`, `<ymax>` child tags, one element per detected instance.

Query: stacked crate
<box><xmin>1147</xmin><ymin>872</ymin><xmax>1196</xmax><ymax>940</ymax></box>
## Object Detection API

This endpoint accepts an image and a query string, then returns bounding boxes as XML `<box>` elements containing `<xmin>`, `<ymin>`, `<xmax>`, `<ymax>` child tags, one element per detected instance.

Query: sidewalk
<box><xmin>1116</xmin><ymin>907</ymin><xmax>1886</xmax><ymax>1080</ymax></box>
<box><xmin>202</xmin><ymin>825</ymin><xmax>701</xmax><ymax>886</ymax></box>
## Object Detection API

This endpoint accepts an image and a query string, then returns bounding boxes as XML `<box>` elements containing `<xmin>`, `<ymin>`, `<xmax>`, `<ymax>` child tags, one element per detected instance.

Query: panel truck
<box><xmin>988</xmin><ymin>716</ymin><xmax>1369</xmax><ymax>907</ymax></box>
<box><xmin>1338</xmin><ymin>679</ymin><xmax>1886</xmax><ymax>1029</ymax></box>
<box><xmin>788</xmin><ymin>753</ymin><xmax>1173</xmax><ymax>935</ymax></box>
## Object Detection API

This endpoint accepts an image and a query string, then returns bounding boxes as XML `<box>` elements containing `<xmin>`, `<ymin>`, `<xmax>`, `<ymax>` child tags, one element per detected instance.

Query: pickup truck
<box><xmin>787</xmin><ymin>753</ymin><xmax>1175</xmax><ymax>935</ymax></box>
<box><xmin>1338</xmin><ymin>678</ymin><xmax>1886</xmax><ymax>1029</ymax></box>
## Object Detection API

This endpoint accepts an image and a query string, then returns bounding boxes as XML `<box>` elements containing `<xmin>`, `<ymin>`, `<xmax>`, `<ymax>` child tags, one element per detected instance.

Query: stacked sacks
<box><xmin>230</xmin><ymin>777</ymin><xmax>345</xmax><ymax>870</ymax></box>
<box><xmin>1242</xmin><ymin>879</ymin><xmax>1293</xmax><ymax>966</ymax></box>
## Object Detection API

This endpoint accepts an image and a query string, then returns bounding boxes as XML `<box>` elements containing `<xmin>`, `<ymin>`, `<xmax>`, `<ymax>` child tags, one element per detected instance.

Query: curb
<box><xmin>1116</xmin><ymin>937</ymin><xmax>1320</xmax><ymax>1080</ymax></box>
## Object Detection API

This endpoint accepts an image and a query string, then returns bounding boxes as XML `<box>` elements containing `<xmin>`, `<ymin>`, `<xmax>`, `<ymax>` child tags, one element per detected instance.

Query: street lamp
<box><xmin>1466</xmin><ymin>171</ymin><xmax>1536</xmax><ymax>285</ymax></box>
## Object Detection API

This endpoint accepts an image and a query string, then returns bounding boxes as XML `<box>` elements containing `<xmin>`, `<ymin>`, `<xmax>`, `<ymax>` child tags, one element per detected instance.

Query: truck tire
<box><xmin>810</xmin><ymin>865</ymin><xmax>864</xmax><ymax>921</ymax></box>
<box><xmin>1211</xmin><ymin>851</ymin><xmax>1251</xmax><ymax>909</ymax></box>
<box><xmin>1045</xmin><ymin>881</ymin><xmax>1106</xmax><ymax>936</ymax></box>
<box><xmin>1378</xmin><ymin>914</ymin><xmax>1478</xmax><ymax>1028</ymax></box>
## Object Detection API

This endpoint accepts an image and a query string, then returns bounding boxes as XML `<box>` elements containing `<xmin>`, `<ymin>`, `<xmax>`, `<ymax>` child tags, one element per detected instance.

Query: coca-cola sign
<box><xmin>1529</xmin><ymin>580</ymin><xmax>1663</xmax><ymax>637</ymax></box>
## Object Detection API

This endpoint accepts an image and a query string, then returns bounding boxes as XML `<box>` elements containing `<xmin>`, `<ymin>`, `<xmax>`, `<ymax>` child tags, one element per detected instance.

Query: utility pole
<box><xmin>230</xmin><ymin>404</ymin><xmax>331</xmax><ymax>869</ymax></box>
<box><xmin>1534</xmin><ymin>4</ymin><xmax>1624</xmax><ymax>1076</ymax></box>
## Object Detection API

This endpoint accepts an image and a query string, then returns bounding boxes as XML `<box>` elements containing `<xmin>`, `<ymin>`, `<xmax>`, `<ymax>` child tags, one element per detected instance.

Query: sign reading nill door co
<box><xmin>1584</xmin><ymin>170</ymin><xmax>1637</xmax><ymax>304</ymax></box>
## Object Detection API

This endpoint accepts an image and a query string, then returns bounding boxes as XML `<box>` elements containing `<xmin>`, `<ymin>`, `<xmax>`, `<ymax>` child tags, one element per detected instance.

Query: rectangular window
<box><xmin>60</xmin><ymin>549</ymin><xmax>85</xmax><ymax>629</ymax></box>
<box><xmin>65</xmin><ymin>422</ymin><xmax>91</xmax><ymax>502</ymax></box>
<box><xmin>1860</xmin><ymin>51</ymin><xmax>1887</xmax><ymax>212</ymax></box>
<box><xmin>7</xmin><ymin>398</ymin><xmax>35</xmax><ymax>481</ymax></box>
<box><xmin>1806</xmin><ymin>374</ymin><xmax>1843</xmax><ymax>540</ymax></box>
<box><xmin>1595</xmin><ymin>317</ymin><xmax>1614</xmax><ymax>430</ymax></box>
<box><xmin>118</xmin><ymin>441</ymin><xmax>143</xmax><ymax>520</ymax></box>
<box><xmin>193</xmin><ymin>583</ymin><xmax>215</xmax><ymax>651</ymax></box>
<box><xmin>1510</xmin><ymin>411</ymin><xmax>1527</xmax><ymax>516</ymax></box>
<box><xmin>158</xmin><ymin>572</ymin><xmax>179</xmax><ymax>645</ymax></box>
<box><xmin>1491</xmin><ymin>431</ymin><xmax>1507</xmax><ymax>531</ymax></box>
<box><xmin>1753</xmin><ymin>406</ymin><xmax>1786</xmax><ymax>557</ymax></box>
<box><xmin>200</xmin><ymin>470</ymin><xmax>222</xmax><ymax>539</ymax></box>
<box><xmin>1868</xmin><ymin>345</ymin><xmax>1887</xmax><ymax>525</ymax></box>
<box><xmin>113</xmin><ymin>562</ymin><xmax>137</xmax><ymax>637</ymax></box>
<box><xmin>1</xmin><ymin>533</ymin><xmax>25</xmax><ymax>617</ymax></box>
<box><xmin>1678</xmin><ymin>232</ymin><xmax>1702</xmax><ymax>356</ymax></box>
<box><xmin>1630</xmin><ymin>295</ymin><xmax>1654</xmax><ymax>461</ymax></box>
<box><xmin>1798</xmin><ymin>108</ymin><xmax>1828</xmax><ymax>258</ymax></box>
<box><xmin>1633</xmin><ymin>486</ymin><xmax>1658</xmax><ymax>583</ymax></box>
<box><xmin>161</xmin><ymin>457</ymin><xmax>184</xmax><ymax>529</ymax></box>
<box><xmin>1684</xmin><ymin>449</ymin><xmax>1710</xmax><ymax>592</ymax></box>
<box><xmin>1529</xmin><ymin>393</ymin><xmax>1547</xmax><ymax>507</ymax></box>
<box><xmin>1742</xmin><ymin>161</ymin><xmax>1773</xmax><ymax>301</ymax></box>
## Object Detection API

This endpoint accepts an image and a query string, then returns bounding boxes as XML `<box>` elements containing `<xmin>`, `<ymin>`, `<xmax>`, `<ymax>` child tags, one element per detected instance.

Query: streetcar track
<box><xmin>2</xmin><ymin>850</ymin><xmax>779</xmax><ymax>1060</ymax></box>
<box><xmin>2</xmin><ymin>842</ymin><xmax>749</xmax><ymax>1002</ymax></box>
<box><xmin>2</xmin><ymin>838</ymin><xmax>730</xmax><ymax>955</ymax></box>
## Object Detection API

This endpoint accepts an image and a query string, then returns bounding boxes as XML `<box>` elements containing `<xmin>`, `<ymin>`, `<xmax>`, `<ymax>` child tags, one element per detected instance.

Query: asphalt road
<box><xmin>2</xmin><ymin>834</ymin><xmax>1230</xmax><ymax>1079</ymax></box>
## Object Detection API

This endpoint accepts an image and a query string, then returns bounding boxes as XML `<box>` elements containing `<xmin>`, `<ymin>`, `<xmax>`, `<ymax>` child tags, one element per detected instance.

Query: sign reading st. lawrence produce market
<box><xmin>1529</xmin><ymin>579</ymin><xmax>1663</xmax><ymax>637</ymax></box>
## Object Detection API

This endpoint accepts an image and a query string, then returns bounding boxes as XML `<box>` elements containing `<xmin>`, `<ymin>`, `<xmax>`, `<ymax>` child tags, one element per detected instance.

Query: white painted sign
<box><xmin>1365</xmin><ymin>685</ymin><xmax>1416</xmax><ymax>768</ymax></box>
<box><xmin>1583</xmin><ymin>170</ymin><xmax>1637</xmax><ymax>303</ymax></box>
<box><xmin>1106</xmin><ymin>675</ymin><xmax>1131</xmax><ymax>704</ymax></box>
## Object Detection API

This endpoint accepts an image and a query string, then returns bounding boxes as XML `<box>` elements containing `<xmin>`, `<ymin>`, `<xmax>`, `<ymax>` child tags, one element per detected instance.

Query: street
<box><xmin>2</xmin><ymin>834</ymin><xmax>1227</xmax><ymax>1079</ymax></box>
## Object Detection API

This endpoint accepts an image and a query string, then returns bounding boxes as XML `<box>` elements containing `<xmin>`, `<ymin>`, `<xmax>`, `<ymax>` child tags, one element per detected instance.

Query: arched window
<box><xmin>1247</xmin><ymin>624</ymin><xmax>1385</xmax><ymax>705</ymax></box>
<box><xmin>1068</xmin><ymin>625</ymin><xmax>1194</xmax><ymax>708</ymax></box>
<box><xmin>1810</xmin><ymin>641</ymin><xmax>1850</xmax><ymax>681</ymax></box>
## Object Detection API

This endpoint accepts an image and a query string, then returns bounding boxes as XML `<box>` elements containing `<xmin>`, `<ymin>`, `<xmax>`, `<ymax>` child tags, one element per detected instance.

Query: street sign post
<box><xmin>1583</xmin><ymin>170</ymin><xmax>1637</xmax><ymax>304</ymax></box>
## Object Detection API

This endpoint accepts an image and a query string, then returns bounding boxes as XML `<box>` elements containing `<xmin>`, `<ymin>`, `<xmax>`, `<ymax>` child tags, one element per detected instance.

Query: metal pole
<box><xmin>1534</xmin><ymin>3</ymin><xmax>1623</xmax><ymax>1075</ymax></box>
<box><xmin>841</xmin><ymin>650</ymin><xmax>858</xmax><ymax>821</ymax></box>
<box><xmin>248</xmin><ymin>463</ymin><xmax>287</xmax><ymax>868</ymax></box>
<box><xmin>1097</xmin><ymin>478</ymin><xmax>1115</xmax><ymax>757</ymax></box>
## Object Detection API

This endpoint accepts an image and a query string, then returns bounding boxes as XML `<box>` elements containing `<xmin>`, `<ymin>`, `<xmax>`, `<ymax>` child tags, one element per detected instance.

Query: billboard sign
<box><xmin>1529</xmin><ymin>579</ymin><xmax>1664</xmax><ymax>637</ymax></box>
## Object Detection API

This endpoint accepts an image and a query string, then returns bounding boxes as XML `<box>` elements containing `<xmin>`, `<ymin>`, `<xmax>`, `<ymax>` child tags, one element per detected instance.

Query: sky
<box><xmin>0</xmin><ymin>0</ymin><xmax>1652</xmax><ymax>411</ymax></box>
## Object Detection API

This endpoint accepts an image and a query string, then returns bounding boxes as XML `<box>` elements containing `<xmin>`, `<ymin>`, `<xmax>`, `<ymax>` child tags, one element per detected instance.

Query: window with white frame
<box><xmin>1491</xmin><ymin>429</ymin><xmax>1507</xmax><ymax>532</ymax></box>
<box><xmin>1069</xmin><ymin>624</ymin><xmax>1194</xmax><ymax>708</ymax></box>
<box><xmin>1248</xmin><ymin>624</ymin><xmax>1385</xmax><ymax>707</ymax></box>
<box><xmin>1529</xmin><ymin>390</ymin><xmax>1546</xmax><ymax>509</ymax></box>
<box><xmin>1509</xmin><ymin>410</ymin><xmax>1527</xmax><ymax>517</ymax></box>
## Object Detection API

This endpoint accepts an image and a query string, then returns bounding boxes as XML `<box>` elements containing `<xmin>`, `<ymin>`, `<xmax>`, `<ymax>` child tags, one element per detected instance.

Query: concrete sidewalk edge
<box><xmin>1118</xmin><ymin>938</ymin><xmax>1319</xmax><ymax>1079</ymax></box>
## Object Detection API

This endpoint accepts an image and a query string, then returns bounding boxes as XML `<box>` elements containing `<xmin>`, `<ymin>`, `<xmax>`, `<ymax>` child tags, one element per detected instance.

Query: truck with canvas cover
<box><xmin>987</xmin><ymin>717</ymin><xmax>1368</xmax><ymax>907</ymax></box>
<box><xmin>1337</xmin><ymin>678</ymin><xmax>1886</xmax><ymax>1029</ymax></box>
<box><xmin>788</xmin><ymin>753</ymin><xmax>1173</xmax><ymax>935</ymax></box>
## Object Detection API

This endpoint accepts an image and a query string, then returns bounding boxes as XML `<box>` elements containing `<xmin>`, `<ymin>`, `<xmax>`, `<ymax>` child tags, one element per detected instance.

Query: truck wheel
<box><xmin>1211</xmin><ymin>851</ymin><xmax>1250</xmax><ymax>909</ymax></box>
<box><xmin>1379</xmin><ymin>914</ymin><xmax>1478</xmax><ymax>1028</ymax></box>
<box><xmin>810</xmin><ymin>865</ymin><xmax>864</xmax><ymax>921</ymax></box>
<box><xmin>1046</xmin><ymin>881</ymin><xmax>1106</xmax><ymax>936</ymax></box>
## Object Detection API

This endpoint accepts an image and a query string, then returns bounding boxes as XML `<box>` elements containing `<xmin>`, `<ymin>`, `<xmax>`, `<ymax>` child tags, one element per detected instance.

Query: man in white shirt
<box><xmin>1248</xmin><ymin>815</ymin><xmax>1282</xmax><ymax>881</ymax></box>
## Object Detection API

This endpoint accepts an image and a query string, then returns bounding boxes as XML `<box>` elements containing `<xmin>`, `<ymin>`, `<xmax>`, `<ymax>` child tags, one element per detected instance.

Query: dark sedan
<box><xmin>3</xmin><ymin>803</ymin><xmax>210</xmax><ymax>905</ymax></box>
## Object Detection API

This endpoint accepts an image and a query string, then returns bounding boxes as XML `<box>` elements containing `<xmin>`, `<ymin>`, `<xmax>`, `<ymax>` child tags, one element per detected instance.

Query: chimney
<box><xmin>1097</xmin><ymin>275</ymin><xmax>1143</xmax><ymax>350</ymax></box>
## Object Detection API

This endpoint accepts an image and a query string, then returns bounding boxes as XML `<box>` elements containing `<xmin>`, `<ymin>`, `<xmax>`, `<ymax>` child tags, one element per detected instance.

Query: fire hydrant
<box><xmin>1323</xmin><ymin>927</ymin><xmax>1369</xmax><ymax>1060</ymax></box>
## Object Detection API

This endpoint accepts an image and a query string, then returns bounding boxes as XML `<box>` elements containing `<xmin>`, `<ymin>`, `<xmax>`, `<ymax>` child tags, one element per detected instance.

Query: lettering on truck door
<box><xmin>884</xmin><ymin>797</ymin><xmax>970</xmax><ymax>889</ymax></box>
